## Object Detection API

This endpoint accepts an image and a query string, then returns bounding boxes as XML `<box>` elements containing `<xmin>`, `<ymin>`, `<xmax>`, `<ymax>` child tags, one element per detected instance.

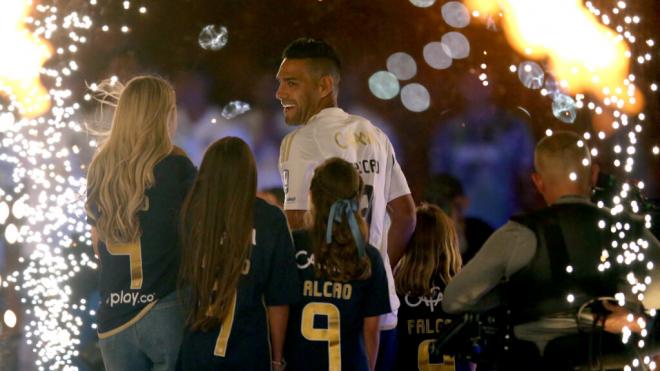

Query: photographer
<box><xmin>442</xmin><ymin>131</ymin><xmax>660</xmax><ymax>369</ymax></box>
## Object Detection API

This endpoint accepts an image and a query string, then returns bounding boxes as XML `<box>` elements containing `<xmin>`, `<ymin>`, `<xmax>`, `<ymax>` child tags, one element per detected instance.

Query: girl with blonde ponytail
<box><xmin>86</xmin><ymin>75</ymin><xmax>196</xmax><ymax>371</ymax></box>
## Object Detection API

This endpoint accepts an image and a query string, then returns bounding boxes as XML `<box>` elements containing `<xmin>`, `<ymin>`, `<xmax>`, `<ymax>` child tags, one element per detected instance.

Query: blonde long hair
<box><xmin>395</xmin><ymin>203</ymin><xmax>462</xmax><ymax>297</ymax></box>
<box><xmin>86</xmin><ymin>75</ymin><xmax>176</xmax><ymax>244</ymax></box>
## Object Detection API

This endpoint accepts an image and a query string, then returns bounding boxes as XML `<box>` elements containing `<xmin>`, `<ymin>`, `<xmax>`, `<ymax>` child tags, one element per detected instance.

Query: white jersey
<box><xmin>279</xmin><ymin>107</ymin><xmax>411</xmax><ymax>329</ymax></box>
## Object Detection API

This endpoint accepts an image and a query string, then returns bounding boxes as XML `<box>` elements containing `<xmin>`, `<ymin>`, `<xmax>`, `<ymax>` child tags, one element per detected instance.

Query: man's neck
<box><xmin>302</xmin><ymin>100</ymin><xmax>338</xmax><ymax>125</ymax></box>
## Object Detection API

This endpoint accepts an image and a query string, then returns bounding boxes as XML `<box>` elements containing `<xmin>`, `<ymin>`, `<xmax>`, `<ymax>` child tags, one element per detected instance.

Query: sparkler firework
<box><xmin>0</xmin><ymin>1</ymin><xmax>146</xmax><ymax>369</ymax></box>
<box><xmin>486</xmin><ymin>1</ymin><xmax>658</xmax><ymax>369</ymax></box>
<box><xmin>393</xmin><ymin>0</ymin><xmax>658</xmax><ymax>368</ymax></box>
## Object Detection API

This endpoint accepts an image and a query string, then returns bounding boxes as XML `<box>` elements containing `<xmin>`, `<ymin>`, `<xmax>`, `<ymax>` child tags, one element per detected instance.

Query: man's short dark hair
<box><xmin>282</xmin><ymin>38</ymin><xmax>342</xmax><ymax>76</ymax></box>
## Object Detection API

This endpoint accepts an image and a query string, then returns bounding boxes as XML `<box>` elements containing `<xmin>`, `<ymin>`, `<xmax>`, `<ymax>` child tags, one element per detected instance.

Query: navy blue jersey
<box><xmin>285</xmin><ymin>231</ymin><xmax>391</xmax><ymax>371</ymax></box>
<box><xmin>88</xmin><ymin>154</ymin><xmax>196</xmax><ymax>335</ymax></box>
<box><xmin>178</xmin><ymin>199</ymin><xmax>300</xmax><ymax>371</ymax></box>
<box><xmin>395</xmin><ymin>284</ymin><xmax>459</xmax><ymax>371</ymax></box>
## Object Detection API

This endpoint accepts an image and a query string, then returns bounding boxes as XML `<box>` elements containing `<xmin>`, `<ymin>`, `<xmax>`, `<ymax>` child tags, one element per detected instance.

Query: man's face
<box><xmin>276</xmin><ymin>58</ymin><xmax>323</xmax><ymax>125</ymax></box>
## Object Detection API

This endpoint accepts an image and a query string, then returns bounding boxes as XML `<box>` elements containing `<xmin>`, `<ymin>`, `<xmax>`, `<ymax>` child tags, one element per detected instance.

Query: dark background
<box><xmin>2</xmin><ymin>1</ymin><xmax>657</xmax><ymax>370</ymax></box>
<box><xmin>68</xmin><ymin>0</ymin><xmax>660</xmax><ymax>198</ymax></box>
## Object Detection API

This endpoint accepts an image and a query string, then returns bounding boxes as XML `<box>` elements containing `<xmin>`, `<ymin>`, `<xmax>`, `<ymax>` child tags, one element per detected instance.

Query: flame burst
<box><xmin>465</xmin><ymin>1</ymin><xmax>657</xmax><ymax>369</ymax></box>
<box><xmin>466</xmin><ymin>0</ymin><xmax>643</xmax><ymax>113</ymax></box>
<box><xmin>0</xmin><ymin>0</ymin><xmax>52</xmax><ymax>118</ymax></box>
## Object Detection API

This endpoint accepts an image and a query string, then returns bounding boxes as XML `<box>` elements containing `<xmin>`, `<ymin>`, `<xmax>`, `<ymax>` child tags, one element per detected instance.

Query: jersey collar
<box><xmin>553</xmin><ymin>194</ymin><xmax>591</xmax><ymax>205</ymax></box>
<box><xmin>306</xmin><ymin>107</ymin><xmax>347</xmax><ymax>126</ymax></box>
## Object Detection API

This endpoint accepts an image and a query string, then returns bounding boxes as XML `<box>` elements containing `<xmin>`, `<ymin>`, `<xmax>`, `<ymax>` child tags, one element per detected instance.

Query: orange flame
<box><xmin>0</xmin><ymin>0</ymin><xmax>52</xmax><ymax>118</ymax></box>
<box><xmin>466</xmin><ymin>0</ymin><xmax>643</xmax><ymax>113</ymax></box>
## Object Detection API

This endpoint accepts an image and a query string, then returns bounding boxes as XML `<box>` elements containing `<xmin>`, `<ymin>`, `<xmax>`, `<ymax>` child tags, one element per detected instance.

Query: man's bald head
<box><xmin>534</xmin><ymin>131</ymin><xmax>593</xmax><ymax>195</ymax></box>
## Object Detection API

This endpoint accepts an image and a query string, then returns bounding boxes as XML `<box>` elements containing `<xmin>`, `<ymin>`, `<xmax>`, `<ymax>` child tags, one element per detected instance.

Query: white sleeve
<box><xmin>280</xmin><ymin>159</ymin><xmax>316</xmax><ymax>210</ymax></box>
<box><xmin>386</xmin><ymin>140</ymin><xmax>411</xmax><ymax>202</ymax></box>
<box><xmin>279</xmin><ymin>133</ymin><xmax>317</xmax><ymax>211</ymax></box>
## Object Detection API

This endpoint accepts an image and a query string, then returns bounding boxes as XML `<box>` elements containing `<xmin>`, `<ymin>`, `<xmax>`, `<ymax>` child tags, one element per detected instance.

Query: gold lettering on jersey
<box><xmin>334</xmin><ymin>131</ymin><xmax>373</xmax><ymax>149</ymax></box>
<box><xmin>407</xmin><ymin>318</ymin><xmax>453</xmax><ymax>335</ymax></box>
<box><xmin>214</xmin><ymin>291</ymin><xmax>237</xmax><ymax>357</ymax></box>
<box><xmin>303</xmin><ymin>280</ymin><xmax>352</xmax><ymax>300</ymax></box>
<box><xmin>239</xmin><ymin>228</ymin><xmax>255</xmax><ymax>275</ymax></box>
<box><xmin>106</xmin><ymin>241</ymin><xmax>143</xmax><ymax>290</ymax></box>
<box><xmin>334</xmin><ymin>132</ymin><xmax>348</xmax><ymax>149</ymax></box>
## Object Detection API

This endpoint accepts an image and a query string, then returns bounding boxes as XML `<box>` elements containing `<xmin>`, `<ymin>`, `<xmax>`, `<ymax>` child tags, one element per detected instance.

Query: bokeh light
<box><xmin>409</xmin><ymin>0</ymin><xmax>436</xmax><ymax>8</ymax></box>
<box><xmin>221</xmin><ymin>100</ymin><xmax>251</xmax><ymax>120</ymax></box>
<box><xmin>517</xmin><ymin>61</ymin><xmax>545</xmax><ymax>90</ymax></box>
<box><xmin>400</xmin><ymin>83</ymin><xmax>430</xmax><ymax>112</ymax></box>
<box><xmin>441</xmin><ymin>31</ymin><xmax>470</xmax><ymax>59</ymax></box>
<box><xmin>386</xmin><ymin>52</ymin><xmax>417</xmax><ymax>81</ymax></box>
<box><xmin>423</xmin><ymin>42</ymin><xmax>453</xmax><ymax>70</ymax></box>
<box><xmin>4</xmin><ymin>223</ymin><xmax>19</xmax><ymax>245</ymax></box>
<box><xmin>369</xmin><ymin>71</ymin><xmax>400</xmax><ymax>100</ymax></box>
<box><xmin>551</xmin><ymin>93</ymin><xmax>577</xmax><ymax>124</ymax></box>
<box><xmin>198</xmin><ymin>24</ymin><xmax>229</xmax><ymax>51</ymax></box>
<box><xmin>441</xmin><ymin>1</ymin><xmax>470</xmax><ymax>28</ymax></box>
<box><xmin>3</xmin><ymin>309</ymin><xmax>17</xmax><ymax>328</ymax></box>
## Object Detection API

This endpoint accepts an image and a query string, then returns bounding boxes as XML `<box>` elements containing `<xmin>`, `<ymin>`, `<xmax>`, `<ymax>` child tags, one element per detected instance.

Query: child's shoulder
<box><xmin>155</xmin><ymin>153</ymin><xmax>195</xmax><ymax>175</ymax></box>
<box><xmin>364</xmin><ymin>245</ymin><xmax>382</xmax><ymax>264</ymax></box>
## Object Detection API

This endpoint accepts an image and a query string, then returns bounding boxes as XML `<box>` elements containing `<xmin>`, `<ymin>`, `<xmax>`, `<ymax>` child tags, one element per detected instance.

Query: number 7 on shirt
<box><xmin>106</xmin><ymin>242</ymin><xmax>143</xmax><ymax>289</ymax></box>
<box><xmin>214</xmin><ymin>292</ymin><xmax>238</xmax><ymax>357</ymax></box>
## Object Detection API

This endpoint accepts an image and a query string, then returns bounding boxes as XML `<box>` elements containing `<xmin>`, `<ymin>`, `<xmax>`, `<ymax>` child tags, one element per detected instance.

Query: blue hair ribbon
<box><xmin>325</xmin><ymin>199</ymin><xmax>366</xmax><ymax>257</ymax></box>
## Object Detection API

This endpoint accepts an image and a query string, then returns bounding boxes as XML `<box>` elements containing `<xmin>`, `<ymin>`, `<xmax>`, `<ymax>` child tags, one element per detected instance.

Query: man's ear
<box><xmin>531</xmin><ymin>172</ymin><xmax>544</xmax><ymax>195</ymax></box>
<box><xmin>318</xmin><ymin>75</ymin><xmax>334</xmax><ymax>98</ymax></box>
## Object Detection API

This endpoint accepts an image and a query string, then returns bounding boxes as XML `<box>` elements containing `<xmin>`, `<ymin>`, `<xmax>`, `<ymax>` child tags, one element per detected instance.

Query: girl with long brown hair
<box><xmin>177</xmin><ymin>137</ymin><xmax>299</xmax><ymax>371</ymax></box>
<box><xmin>86</xmin><ymin>75</ymin><xmax>196</xmax><ymax>370</ymax></box>
<box><xmin>393</xmin><ymin>203</ymin><xmax>463</xmax><ymax>371</ymax></box>
<box><xmin>284</xmin><ymin>157</ymin><xmax>391</xmax><ymax>371</ymax></box>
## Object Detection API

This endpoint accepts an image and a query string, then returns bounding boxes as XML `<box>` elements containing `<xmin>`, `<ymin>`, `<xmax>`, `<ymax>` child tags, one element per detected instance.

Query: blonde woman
<box><xmin>394</xmin><ymin>203</ymin><xmax>463</xmax><ymax>371</ymax></box>
<box><xmin>86</xmin><ymin>75</ymin><xmax>196</xmax><ymax>371</ymax></box>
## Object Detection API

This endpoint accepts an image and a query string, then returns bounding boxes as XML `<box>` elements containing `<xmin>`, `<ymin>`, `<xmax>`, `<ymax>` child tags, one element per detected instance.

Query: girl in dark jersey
<box><xmin>178</xmin><ymin>137</ymin><xmax>299</xmax><ymax>371</ymax></box>
<box><xmin>285</xmin><ymin>157</ymin><xmax>391</xmax><ymax>371</ymax></box>
<box><xmin>394</xmin><ymin>203</ymin><xmax>465</xmax><ymax>371</ymax></box>
<box><xmin>86</xmin><ymin>76</ymin><xmax>196</xmax><ymax>370</ymax></box>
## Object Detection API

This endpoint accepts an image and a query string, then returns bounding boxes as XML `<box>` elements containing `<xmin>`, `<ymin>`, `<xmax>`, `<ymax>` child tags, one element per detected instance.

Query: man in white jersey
<box><xmin>276</xmin><ymin>38</ymin><xmax>416</xmax><ymax>370</ymax></box>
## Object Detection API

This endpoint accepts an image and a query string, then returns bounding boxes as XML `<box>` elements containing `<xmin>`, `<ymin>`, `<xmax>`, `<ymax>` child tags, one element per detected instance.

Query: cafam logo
<box><xmin>295</xmin><ymin>250</ymin><xmax>315</xmax><ymax>269</ymax></box>
<box><xmin>404</xmin><ymin>286</ymin><xmax>444</xmax><ymax>313</ymax></box>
